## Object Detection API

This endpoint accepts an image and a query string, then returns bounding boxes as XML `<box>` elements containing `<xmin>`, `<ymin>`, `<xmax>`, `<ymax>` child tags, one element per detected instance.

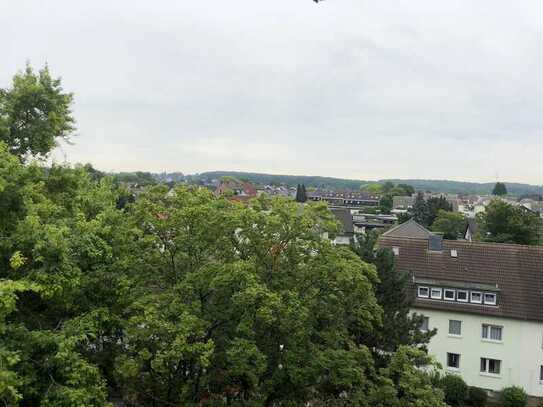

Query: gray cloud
<box><xmin>3</xmin><ymin>0</ymin><xmax>543</xmax><ymax>183</ymax></box>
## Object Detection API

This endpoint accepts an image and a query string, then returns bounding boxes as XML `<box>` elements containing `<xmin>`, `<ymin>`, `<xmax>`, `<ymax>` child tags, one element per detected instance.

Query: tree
<box><xmin>0</xmin><ymin>64</ymin><xmax>75</xmax><ymax>160</ymax></box>
<box><xmin>431</xmin><ymin>210</ymin><xmax>466</xmax><ymax>239</ymax></box>
<box><xmin>354</xmin><ymin>233</ymin><xmax>435</xmax><ymax>361</ymax></box>
<box><xmin>426</xmin><ymin>196</ymin><xmax>452</xmax><ymax>226</ymax></box>
<box><xmin>412</xmin><ymin>192</ymin><xmax>430</xmax><ymax>225</ymax></box>
<box><xmin>492</xmin><ymin>182</ymin><xmax>508</xmax><ymax>196</ymax></box>
<box><xmin>379</xmin><ymin>194</ymin><xmax>393</xmax><ymax>214</ymax></box>
<box><xmin>477</xmin><ymin>199</ymin><xmax>542</xmax><ymax>245</ymax></box>
<box><xmin>295</xmin><ymin>183</ymin><xmax>308</xmax><ymax>202</ymax></box>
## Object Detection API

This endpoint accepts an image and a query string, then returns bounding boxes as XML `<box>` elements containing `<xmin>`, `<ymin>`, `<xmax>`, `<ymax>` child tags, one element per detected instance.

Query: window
<box><xmin>444</xmin><ymin>289</ymin><xmax>456</xmax><ymax>301</ymax></box>
<box><xmin>447</xmin><ymin>353</ymin><xmax>460</xmax><ymax>369</ymax></box>
<box><xmin>418</xmin><ymin>286</ymin><xmax>429</xmax><ymax>298</ymax></box>
<box><xmin>449</xmin><ymin>320</ymin><xmax>462</xmax><ymax>336</ymax></box>
<box><xmin>420</xmin><ymin>316</ymin><xmax>429</xmax><ymax>332</ymax></box>
<box><xmin>482</xmin><ymin>324</ymin><xmax>502</xmax><ymax>341</ymax></box>
<box><xmin>392</xmin><ymin>247</ymin><xmax>400</xmax><ymax>256</ymax></box>
<box><xmin>457</xmin><ymin>290</ymin><xmax>468</xmax><ymax>302</ymax></box>
<box><xmin>480</xmin><ymin>358</ymin><xmax>501</xmax><ymax>374</ymax></box>
<box><xmin>540</xmin><ymin>365</ymin><xmax>543</xmax><ymax>381</ymax></box>
<box><xmin>471</xmin><ymin>291</ymin><xmax>482</xmax><ymax>303</ymax></box>
<box><xmin>431</xmin><ymin>288</ymin><xmax>442</xmax><ymax>299</ymax></box>
<box><xmin>484</xmin><ymin>293</ymin><xmax>497</xmax><ymax>305</ymax></box>
<box><xmin>451</xmin><ymin>249</ymin><xmax>458</xmax><ymax>258</ymax></box>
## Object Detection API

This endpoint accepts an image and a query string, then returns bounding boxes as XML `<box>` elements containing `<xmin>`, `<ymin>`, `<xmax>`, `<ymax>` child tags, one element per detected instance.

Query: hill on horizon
<box><xmin>179</xmin><ymin>171</ymin><xmax>543</xmax><ymax>197</ymax></box>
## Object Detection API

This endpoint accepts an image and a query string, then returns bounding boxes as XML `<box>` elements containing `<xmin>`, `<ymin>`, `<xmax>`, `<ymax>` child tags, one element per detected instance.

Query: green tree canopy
<box><xmin>0</xmin><ymin>64</ymin><xmax>75</xmax><ymax>160</ymax></box>
<box><xmin>492</xmin><ymin>182</ymin><xmax>508</xmax><ymax>196</ymax></box>
<box><xmin>431</xmin><ymin>210</ymin><xmax>466</xmax><ymax>239</ymax></box>
<box><xmin>477</xmin><ymin>199</ymin><xmax>542</xmax><ymax>245</ymax></box>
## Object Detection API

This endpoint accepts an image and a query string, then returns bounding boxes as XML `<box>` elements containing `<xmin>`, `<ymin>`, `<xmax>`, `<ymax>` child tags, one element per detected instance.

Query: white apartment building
<box><xmin>379</xmin><ymin>220</ymin><xmax>543</xmax><ymax>398</ymax></box>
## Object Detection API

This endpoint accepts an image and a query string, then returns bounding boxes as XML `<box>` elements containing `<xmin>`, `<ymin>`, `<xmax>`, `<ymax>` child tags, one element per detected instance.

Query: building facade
<box><xmin>379</xmin><ymin>220</ymin><xmax>543</xmax><ymax>397</ymax></box>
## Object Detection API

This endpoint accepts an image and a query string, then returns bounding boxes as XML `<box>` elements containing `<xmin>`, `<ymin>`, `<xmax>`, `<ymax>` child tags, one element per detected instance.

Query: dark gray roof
<box><xmin>381</xmin><ymin>219</ymin><xmax>434</xmax><ymax>239</ymax></box>
<box><xmin>330</xmin><ymin>208</ymin><xmax>354</xmax><ymax>235</ymax></box>
<box><xmin>378</xmin><ymin>220</ymin><xmax>543</xmax><ymax>322</ymax></box>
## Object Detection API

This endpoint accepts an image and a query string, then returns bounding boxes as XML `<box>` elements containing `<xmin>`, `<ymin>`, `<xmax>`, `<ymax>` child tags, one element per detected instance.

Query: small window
<box><xmin>480</xmin><ymin>358</ymin><xmax>501</xmax><ymax>374</ymax></box>
<box><xmin>420</xmin><ymin>316</ymin><xmax>429</xmax><ymax>332</ymax></box>
<box><xmin>484</xmin><ymin>293</ymin><xmax>497</xmax><ymax>305</ymax></box>
<box><xmin>471</xmin><ymin>291</ymin><xmax>482</xmax><ymax>304</ymax></box>
<box><xmin>449</xmin><ymin>320</ymin><xmax>462</xmax><ymax>336</ymax></box>
<box><xmin>540</xmin><ymin>365</ymin><xmax>543</xmax><ymax>381</ymax></box>
<box><xmin>457</xmin><ymin>290</ymin><xmax>468</xmax><ymax>302</ymax></box>
<box><xmin>431</xmin><ymin>287</ymin><xmax>442</xmax><ymax>299</ymax></box>
<box><xmin>450</xmin><ymin>249</ymin><xmax>458</xmax><ymax>258</ymax></box>
<box><xmin>444</xmin><ymin>289</ymin><xmax>456</xmax><ymax>301</ymax></box>
<box><xmin>392</xmin><ymin>247</ymin><xmax>400</xmax><ymax>256</ymax></box>
<box><xmin>418</xmin><ymin>286</ymin><xmax>429</xmax><ymax>298</ymax></box>
<box><xmin>447</xmin><ymin>353</ymin><xmax>460</xmax><ymax>369</ymax></box>
<box><xmin>482</xmin><ymin>324</ymin><xmax>502</xmax><ymax>341</ymax></box>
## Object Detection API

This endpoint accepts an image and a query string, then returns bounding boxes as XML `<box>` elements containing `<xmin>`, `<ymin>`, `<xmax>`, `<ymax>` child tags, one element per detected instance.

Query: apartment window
<box><xmin>471</xmin><ymin>291</ymin><xmax>482</xmax><ymax>304</ymax></box>
<box><xmin>447</xmin><ymin>353</ymin><xmax>460</xmax><ymax>369</ymax></box>
<box><xmin>418</xmin><ymin>286</ymin><xmax>430</xmax><ymax>298</ymax></box>
<box><xmin>431</xmin><ymin>287</ymin><xmax>442</xmax><ymax>299</ymax></box>
<box><xmin>482</xmin><ymin>324</ymin><xmax>503</xmax><ymax>341</ymax></box>
<box><xmin>392</xmin><ymin>246</ymin><xmax>400</xmax><ymax>256</ymax></box>
<box><xmin>449</xmin><ymin>320</ymin><xmax>462</xmax><ymax>336</ymax></box>
<box><xmin>444</xmin><ymin>289</ymin><xmax>456</xmax><ymax>301</ymax></box>
<box><xmin>457</xmin><ymin>290</ymin><xmax>468</xmax><ymax>302</ymax></box>
<box><xmin>484</xmin><ymin>293</ymin><xmax>497</xmax><ymax>305</ymax></box>
<box><xmin>420</xmin><ymin>316</ymin><xmax>429</xmax><ymax>332</ymax></box>
<box><xmin>480</xmin><ymin>358</ymin><xmax>501</xmax><ymax>375</ymax></box>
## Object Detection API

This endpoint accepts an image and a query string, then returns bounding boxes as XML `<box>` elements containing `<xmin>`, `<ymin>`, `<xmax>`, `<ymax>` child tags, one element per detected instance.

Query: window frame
<box><xmin>484</xmin><ymin>292</ymin><xmax>497</xmax><ymax>305</ymax></box>
<box><xmin>448</xmin><ymin>320</ymin><xmax>462</xmax><ymax>336</ymax></box>
<box><xmin>444</xmin><ymin>289</ymin><xmax>456</xmax><ymax>301</ymax></box>
<box><xmin>480</xmin><ymin>357</ymin><xmax>501</xmax><ymax>375</ymax></box>
<box><xmin>418</xmin><ymin>286</ymin><xmax>430</xmax><ymax>298</ymax></box>
<box><xmin>471</xmin><ymin>291</ymin><xmax>483</xmax><ymax>304</ymax></box>
<box><xmin>447</xmin><ymin>352</ymin><xmax>460</xmax><ymax>369</ymax></box>
<box><xmin>482</xmin><ymin>324</ymin><xmax>503</xmax><ymax>342</ymax></box>
<box><xmin>457</xmin><ymin>290</ymin><xmax>469</xmax><ymax>302</ymax></box>
<box><xmin>430</xmin><ymin>287</ymin><xmax>442</xmax><ymax>300</ymax></box>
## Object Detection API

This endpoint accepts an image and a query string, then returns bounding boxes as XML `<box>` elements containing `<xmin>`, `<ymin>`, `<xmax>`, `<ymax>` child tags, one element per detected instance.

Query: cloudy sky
<box><xmin>3</xmin><ymin>1</ymin><xmax>543</xmax><ymax>183</ymax></box>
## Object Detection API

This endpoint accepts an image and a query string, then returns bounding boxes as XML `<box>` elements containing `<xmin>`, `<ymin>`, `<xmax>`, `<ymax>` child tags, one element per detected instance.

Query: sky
<box><xmin>2</xmin><ymin>0</ymin><xmax>543</xmax><ymax>184</ymax></box>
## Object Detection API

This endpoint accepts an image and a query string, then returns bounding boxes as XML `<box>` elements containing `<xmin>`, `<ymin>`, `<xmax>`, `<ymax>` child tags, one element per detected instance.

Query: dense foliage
<box><xmin>501</xmin><ymin>385</ymin><xmax>528</xmax><ymax>407</ymax></box>
<box><xmin>431</xmin><ymin>210</ymin><xmax>466</xmax><ymax>239</ymax></box>
<box><xmin>468</xmin><ymin>386</ymin><xmax>488</xmax><ymax>407</ymax></box>
<box><xmin>0</xmin><ymin>143</ymin><xmax>449</xmax><ymax>405</ymax></box>
<box><xmin>0</xmin><ymin>64</ymin><xmax>75</xmax><ymax>160</ymax></box>
<box><xmin>492</xmin><ymin>182</ymin><xmax>508</xmax><ymax>196</ymax></box>
<box><xmin>439</xmin><ymin>374</ymin><xmax>468</xmax><ymax>406</ymax></box>
<box><xmin>477</xmin><ymin>199</ymin><xmax>542</xmax><ymax>245</ymax></box>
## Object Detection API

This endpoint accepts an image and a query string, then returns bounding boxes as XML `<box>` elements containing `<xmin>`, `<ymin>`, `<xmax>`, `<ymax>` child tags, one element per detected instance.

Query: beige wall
<box><xmin>415</xmin><ymin>307</ymin><xmax>543</xmax><ymax>397</ymax></box>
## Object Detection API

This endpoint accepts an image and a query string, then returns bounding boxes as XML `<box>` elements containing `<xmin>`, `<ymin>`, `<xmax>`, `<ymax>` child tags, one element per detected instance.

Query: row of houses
<box><xmin>379</xmin><ymin>219</ymin><xmax>543</xmax><ymax>399</ymax></box>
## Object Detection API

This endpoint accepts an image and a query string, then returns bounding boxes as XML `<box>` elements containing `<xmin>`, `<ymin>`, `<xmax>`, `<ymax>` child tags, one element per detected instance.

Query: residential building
<box><xmin>308</xmin><ymin>190</ymin><xmax>380</xmax><ymax>207</ymax></box>
<box><xmin>330</xmin><ymin>208</ymin><xmax>355</xmax><ymax>245</ymax></box>
<box><xmin>379</xmin><ymin>220</ymin><xmax>543</xmax><ymax>398</ymax></box>
<box><xmin>215</xmin><ymin>180</ymin><xmax>257</xmax><ymax>202</ymax></box>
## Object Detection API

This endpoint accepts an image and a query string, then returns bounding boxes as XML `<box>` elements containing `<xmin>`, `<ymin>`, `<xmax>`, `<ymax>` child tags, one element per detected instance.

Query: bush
<box><xmin>468</xmin><ymin>386</ymin><xmax>487</xmax><ymax>407</ymax></box>
<box><xmin>440</xmin><ymin>374</ymin><xmax>468</xmax><ymax>406</ymax></box>
<box><xmin>501</xmin><ymin>386</ymin><xmax>528</xmax><ymax>407</ymax></box>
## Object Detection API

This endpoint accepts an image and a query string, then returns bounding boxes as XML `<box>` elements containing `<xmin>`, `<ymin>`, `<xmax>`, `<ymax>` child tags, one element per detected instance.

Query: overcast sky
<box><xmin>3</xmin><ymin>1</ymin><xmax>543</xmax><ymax>183</ymax></box>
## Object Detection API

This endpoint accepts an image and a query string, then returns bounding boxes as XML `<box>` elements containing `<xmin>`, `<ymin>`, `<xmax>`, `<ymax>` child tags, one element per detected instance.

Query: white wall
<box><xmin>416</xmin><ymin>307</ymin><xmax>543</xmax><ymax>396</ymax></box>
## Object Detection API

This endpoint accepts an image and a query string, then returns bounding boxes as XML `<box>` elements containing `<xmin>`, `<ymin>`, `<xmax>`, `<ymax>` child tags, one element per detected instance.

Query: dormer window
<box><xmin>444</xmin><ymin>289</ymin><xmax>456</xmax><ymax>301</ymax></box>
<box><xmin>471</xmin><ymin>291</ymin><xmax>482</xmax><ymax>304</ymax></box>
<box><xmin>457</xmin><ymin>290</ymin><xmax>469</xmax><ymax>302</ymax></box>
<box><xmin>431</xmin><ymin>288</ymin><xmax>442</xmax><ymax>299</ymax></box>
<box><xmin>418</xmin><ymin>286</ymin><xmax>429</xmax><ymax>298</ymax></box>
<box><xmin>484</xmin><ymin>293</ymin><xmax>497</xmax><ymax>305</ymax></box>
